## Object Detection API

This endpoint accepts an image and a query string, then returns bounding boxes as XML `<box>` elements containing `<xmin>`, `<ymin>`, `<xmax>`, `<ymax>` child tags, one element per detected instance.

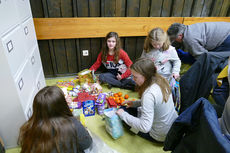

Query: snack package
<box><xmin>82</xmin><ymin>100</ymin><xmax>95</xmax><ymax>117</ymax></box>
<box><xmin>78</xmin><ymin>69</ymin><xmax>94</xmax><ymax>85</ymax></box>
<box><xmin>104</xmin><ymin>108</ymin><xmax>123</xmax><ymax>139</ymax></box>
<box><xmin>96</xmin><ymin>93</ymin><xmax>106</xmax><ymax>104</ymax></box>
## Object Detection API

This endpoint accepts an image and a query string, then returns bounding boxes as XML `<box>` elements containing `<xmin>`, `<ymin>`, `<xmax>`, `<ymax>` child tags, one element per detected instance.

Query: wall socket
<box><xmin>82</xmin><ymin>50</ymin><xmax>89</xmax><ymax>56</ymax></box>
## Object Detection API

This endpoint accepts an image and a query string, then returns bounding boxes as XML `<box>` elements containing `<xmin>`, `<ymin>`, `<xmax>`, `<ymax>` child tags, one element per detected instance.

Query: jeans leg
<box><xmin>213</xmin><ymin>35</ymin><xmax>230</xmax><ymax>52</ymax></box>
<box><xmin>99</xmin><ymin>72</ymin><xmax>122</xmax><ymax>87</ymax></box>
<box><xmin>121</xmin><ymin>77</ymin><xmax>136</xmax><ymax>90</ymax></box>
<box><xmin>137</xmin><ymin>132</ymin><xmax>162</xmax><ymax>143</ymax></box>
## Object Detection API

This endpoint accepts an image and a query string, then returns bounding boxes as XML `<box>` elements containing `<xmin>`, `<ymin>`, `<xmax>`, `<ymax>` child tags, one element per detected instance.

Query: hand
<box><xmin>116</xmin><ymin>109</ymin><xmax>125</xmax><ymax>116</ymax></box>
<box><xmin>121</xmin><ymin>100</ymin><xmax>133</xmax><ymax>108</ymax></box>
<box><xmin>173</xmin><ymin>73</ymin><xmax>180</xmax><ymax>80</ymax></box>
<box><xmin>116</xmin><ymin>74</ymin><xmax>122</xmax><ymax>80</ymax></box>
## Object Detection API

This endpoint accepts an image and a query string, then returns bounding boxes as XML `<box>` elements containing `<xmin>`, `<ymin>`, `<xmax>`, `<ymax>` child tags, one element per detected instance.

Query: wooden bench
<box><xmin>34</xmin><ymin>17</ymin><xmax>230</xmax><ymax>40</ymax></box>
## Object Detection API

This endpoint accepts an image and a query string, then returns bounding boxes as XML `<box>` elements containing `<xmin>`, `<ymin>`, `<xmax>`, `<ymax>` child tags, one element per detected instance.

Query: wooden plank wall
<box><xmin>30</xmin><ymin>0</ymin><xmax>230</xmax><ymax>77</ymax></box>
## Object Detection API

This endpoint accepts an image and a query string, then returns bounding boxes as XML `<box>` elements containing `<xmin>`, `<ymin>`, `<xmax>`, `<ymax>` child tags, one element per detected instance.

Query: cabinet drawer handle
<box><xmin>37</xmin><ymin>81</ymin><xmax>40</xmax><ymax>90</ymax></box>
<box><xmin>18</xmin><ymin>78</ymin><xmax>24</xmax><ymax>91</ymax></box>
<box><xmin>31</xmin><ymin>56</ymin><xmax>35</xmax><ymax>65</ymax></box>
<box><xmin>6</xmin><ymin>40</ymin><xmax>13</xmax><ymax>53</ymax></box>
<box><xmin>27</xmin><ymin>107</ymin><xmax>32</xmax><ymax>119</ymax></box>
<box><xmin>24</xmin><ymin>26</ymin><xmax>29</xmax><ymax>35</ymax></box>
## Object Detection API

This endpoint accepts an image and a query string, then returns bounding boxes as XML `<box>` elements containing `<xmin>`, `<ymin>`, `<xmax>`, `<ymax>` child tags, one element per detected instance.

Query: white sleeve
<box><xmin>119</xmin><ymin>91</ymin><xmax>155</xmax><ymax>133</ymax></box>
<box><xmin>169</xmin><ymin>46</ymin><xmax>181</xmax><ymax>75</ymax></box>
<box><xmin>141</xmin><ymin>50</ymin><xmax>147</xmax><ymax>58</ymax></box>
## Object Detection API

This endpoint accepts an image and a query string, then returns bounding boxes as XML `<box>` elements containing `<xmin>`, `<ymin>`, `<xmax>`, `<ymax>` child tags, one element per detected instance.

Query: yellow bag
<box><xmin>78</xmin><ymin>69</ymin><xmax>94</xmax><ymax>85</ymax></box>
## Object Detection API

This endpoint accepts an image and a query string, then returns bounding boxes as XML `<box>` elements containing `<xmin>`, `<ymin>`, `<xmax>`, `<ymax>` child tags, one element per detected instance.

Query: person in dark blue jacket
<box><xmin>163</xmin><ymin>97</ymin><xmax>230</xmax><ymax>153</ymax></box>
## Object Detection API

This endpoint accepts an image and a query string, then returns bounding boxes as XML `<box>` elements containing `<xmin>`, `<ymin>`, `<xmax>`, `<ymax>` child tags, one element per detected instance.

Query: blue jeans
<box><xmin>99</xmin><ymin>72</ymin><xmax>136</xmax><ymax>90</ymax></box>
<box><xmin>213</xmin><ymin>35</ymin><xmax>230</xmax><ymax>52</ymax></box>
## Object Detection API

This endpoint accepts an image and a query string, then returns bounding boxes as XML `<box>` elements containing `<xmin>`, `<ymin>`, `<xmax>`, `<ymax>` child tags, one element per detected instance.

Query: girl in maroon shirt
<box><xmin>90</xmin><ymin>32</ymin><xmax>135</xmax><ymax>90</ymax></box>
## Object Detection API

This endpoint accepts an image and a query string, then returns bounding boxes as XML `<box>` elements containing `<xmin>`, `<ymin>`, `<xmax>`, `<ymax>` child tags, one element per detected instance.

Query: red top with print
<box><xmin>89</xmin><ymin>49</ymin><xmax>132</xmax><ymax>79</ymax></box>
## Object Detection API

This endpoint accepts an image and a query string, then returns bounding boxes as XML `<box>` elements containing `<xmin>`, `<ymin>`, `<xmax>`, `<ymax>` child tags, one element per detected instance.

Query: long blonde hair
<box><xmin>131</xmin><ymin>58</ymin><xmax>171</xmax><ymax>102</ymax></box>
<box><xmin>101</xmin><ymin>32</ymin><xmax>121</xmax><ymax>64</ymax></box>
<box><xmin>144</xmin><ymin>28</ymin><xmax>171</xmax><ymax>53</ymax></box>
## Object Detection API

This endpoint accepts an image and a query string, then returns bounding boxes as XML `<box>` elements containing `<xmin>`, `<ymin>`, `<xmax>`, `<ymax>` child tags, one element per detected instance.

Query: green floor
<box><xmin>6</xmin><ymin>76</ymin><xmax>168</xmax><ymax>153</ymax></box>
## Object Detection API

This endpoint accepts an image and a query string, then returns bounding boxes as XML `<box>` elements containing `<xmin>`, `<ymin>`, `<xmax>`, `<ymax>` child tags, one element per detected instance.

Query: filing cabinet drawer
<box><xmin>0</xmin><ymin>0</ymin><xmax>19</xmax><ymax>35</ymax></box>
<box><xmin>22</xmin><ymin>18</ymin><xmax>37</xmax><ymax>52</ymax></box>
<box><xmin>15</xmin><ymin>59</ymin><xmax>34</xmax><ymax>112</ymax></box>
<box><xmin>15</xmin><ymin>0</ymin><xmax>32</xmax><ymax>21</ymax></box>
<box><xmin>24</xmin><ymin>88</ymin><xmax>36</xmax><ymax>120</ymax></box>
<box><xmin>1</xmin><ymin>26</ymin><xmax>27</xmax><ymax>77</ymax></box>
<box><xmin>29</xmin><ymin>45</ymin><xmax>43</xmax><ymax>78</ymax></box>
<box><xmin>35</xmin><ymin>69</ymin><xmax>46</xmax><ymax>93</ymax></box>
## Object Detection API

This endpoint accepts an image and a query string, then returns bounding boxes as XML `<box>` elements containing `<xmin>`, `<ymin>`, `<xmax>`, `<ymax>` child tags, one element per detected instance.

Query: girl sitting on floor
<box><xmin>18</xmin><ymin>86</ymin><xmax>92</xmax><ymax>153</ymax></box>
<box><xmin>141</xmin><ymin>28</ymin><xmax>181</xmax><ymax>112</ymax></box>
<box><xmin>89</xmin><ymin>32</ymin><xmax>135</xmax><ymax>90</ymax></box>
<box><xmin>116</xmin><ymin>58</ymin><xmax>178</xmax><ymax>142</ymax></box>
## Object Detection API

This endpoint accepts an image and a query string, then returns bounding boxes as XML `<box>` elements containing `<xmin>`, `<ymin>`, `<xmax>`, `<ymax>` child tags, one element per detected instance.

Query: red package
<box><xmin>107</xmin><ymin>97</ymin><xmax>117</xmax><ymax>108</ymax></box>
<box><xmin>73</xmin><ymin>92</ymin><xmax>95</xmax><ymax>103</ymax></box>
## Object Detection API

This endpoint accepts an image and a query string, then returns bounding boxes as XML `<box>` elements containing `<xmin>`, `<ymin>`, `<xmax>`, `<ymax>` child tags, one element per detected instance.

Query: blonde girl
<box><xmin>142</xmin><ymin>27</ymin><xmax>181</xmax><ymax>80</ymax></box>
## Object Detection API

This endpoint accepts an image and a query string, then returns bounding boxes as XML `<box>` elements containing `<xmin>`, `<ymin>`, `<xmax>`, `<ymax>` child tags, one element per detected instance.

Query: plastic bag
<box><xmin>84</xmin><ymin>131</ymin><xmax>120</xmax><ymax>153</ymax></box>
<box><xmin>169</xmin><ymin>77</ymin><xmax>181</xmax><ymax>113</ymax></box>
<box><xmin>104</xmin><ymin>108</ymin><xmax>123</xmax><ymax>139</ymax></box>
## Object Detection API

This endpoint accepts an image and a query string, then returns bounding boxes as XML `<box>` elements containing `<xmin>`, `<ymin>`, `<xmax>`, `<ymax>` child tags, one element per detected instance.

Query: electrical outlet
<box><xmin>82</xmin><ymin>50</ymin><xmax>89</xmax><ymax>56</ymax></box>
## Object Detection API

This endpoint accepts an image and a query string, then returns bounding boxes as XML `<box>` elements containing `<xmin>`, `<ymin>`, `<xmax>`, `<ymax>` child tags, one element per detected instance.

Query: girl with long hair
<box><xmin>142</xmin><ymin>27</ymin><xmax>181</xmax><ymax>80</ymax></box>
<box><xmin>89</xmin><ymin>32</ymin><xmax>135</xmax><ymax>90</ymax></box>
<box><xmin>18</xmin><ymin>86</ymin><xmax>92</xmax><ymax>153</ymax></box>
<box><xmin>116</xmin><ymin>58</ymin><xmax>178</xmax><ymax>142</ymax></box>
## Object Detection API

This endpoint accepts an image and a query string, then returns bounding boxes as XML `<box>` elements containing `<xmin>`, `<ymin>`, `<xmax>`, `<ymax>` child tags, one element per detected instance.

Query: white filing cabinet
<box><xmin>0</xmin><ymin>0</ymin><xmax>46</xmax><ymax>148</ymax></box>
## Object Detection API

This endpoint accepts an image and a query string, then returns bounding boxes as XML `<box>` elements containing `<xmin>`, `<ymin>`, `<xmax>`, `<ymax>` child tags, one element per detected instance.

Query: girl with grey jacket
<box><xmin>116</xmin><ymin>58</ymin><xmax>178</xmax><ymax>142</ymax></box>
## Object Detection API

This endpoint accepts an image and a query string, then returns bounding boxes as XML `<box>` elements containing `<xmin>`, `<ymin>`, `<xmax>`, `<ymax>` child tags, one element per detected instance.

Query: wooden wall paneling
<box><xmin>115</xmin><ymin>0</ymin><xmax>126</xmax><ymax>17</ymax></box>
<box><xmin>52</xmin><ymin>40</ymin><xmax>68</xmax><ymax>74</ymax></box>
<box><xmin>89</xmin><ymin>0</ymin><xmax>100</xmax><ymax>17</ymax></box>
<box><xmin>139</xmin><ymin>0</ymin><xmax>150</xmax><ymax>17</ymax></box>
<box><xmin>125</xmin><ymin>0</ymin><xmax>140</xmax><ymax>61</ymax></box>
<box><xmin>64</xmin><ymin>40</ymin><xmax>78</xmax><ymax>73</ymax></box>
<box><xmin>89</xmin><ymin>0</ymin><xmax>101</xmax><ymax>67</ymax></box>
<box><xmin>37</xmin><ymin>0</ymin><xmax>56</xmax><ymax>76</ymax></box>
<box><xmin>161</xmin><ymin>0</ymin><xmax>173</xmax><ymax>17</ymax></box>
<box><xmin>219</xmin><ymin>0</ymin><xmax>230</xmax><ymax>16</ymax></box>
<box><xmin>34</xmin><ymin>17</ymin><xmax>185</xmax><ymax>39</ymax></box>
<box><xmin>172</xmin><ymin>0</ymin><xmax>185</xmax><ymax>17</ymax></box>
<box><xmin>116</xmin><ymin>0</ymin><xmax>126</xmax><ymax>51</ymax></box>
<box><xmin>136</xmin><ymin>37</ymin><xmax>145</xmax><ymax>59</ymax></box>
<box><xmin>76</xmin><ymin>0</ymin><xmax>89</xmax><ymax>17</ymax></box>
<box><xmin>73</xmin><ymin>0</ymin><xmax>82</xmax><ymax>72</ymax></box>
<box><xmin>77</xmin><ymin>0</ymin><xmax>91</xmax><ymax>70</ymax></box>
<box><xmin>30</xmin><ymin>0</ymin><xmax>44</xmax><ymax>17</ymax></box>
<box><xmin>38</xmin><ymin>41</ymin><xmax>54</xmax><ymax>77</ymax></box>
<box><xmin>137</xmin><ymin>0</ymin><xmax>150</xmax><ymax>60</ymax></box>
<box><xmin>182</xmin><ymin>0</ymin><xmax>194</xmax><ymax>17</ymax></box>
<box><xmin>104</xmin><ymin>0</ymin><xmax>116</xmax><ymax>17</ymax></box>
<box><xmin>61</xmin><ymin>0</ymin><xmax>78</xmax><ymax>74</ymax></box>
<box><xmin>150</xmin><ymin>0</ymin><xmax>163</xmax><ymax>17</ymax></box>
<box><xmin>47</xmin><ymin>0</ymin><xmax>68</xmax><ymax>75</ymax></box>
<box><xmin>101</xmin><ymin>0</ymin><xmax>105</xmax><ymax>17</ymax></box>
<box><xmin>211</xmin><ymin>0</ymin><xmax>224</xmax><ymax>16</ymax></box>
<box><xmin>191</xmin><ymin>0</ymin><xmax>205</xmax><ymax>17</ymax></box>
<box><xmin>200</xmin><ymin>0</ymin><xmax>213</xmax><ymax>17</ymax></box>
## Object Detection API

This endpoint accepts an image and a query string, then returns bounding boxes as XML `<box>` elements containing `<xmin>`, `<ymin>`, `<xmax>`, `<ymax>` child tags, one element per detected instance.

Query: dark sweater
<box><xmin>52</xmin><ymin>117</ymin><xmax>92</xmax><ymax>153</ymax></box>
